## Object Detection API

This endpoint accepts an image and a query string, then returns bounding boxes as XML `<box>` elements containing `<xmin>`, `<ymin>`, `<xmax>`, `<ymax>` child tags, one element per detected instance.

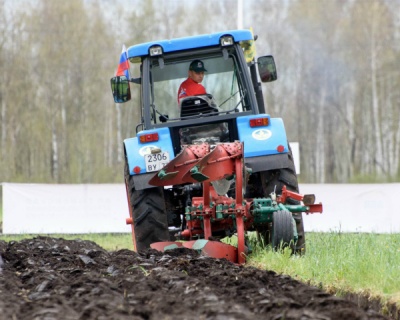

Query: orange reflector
<box><xmin>249</xmin><ymin>117</ymin><xmax>269</xmax><ymax>127</ymax></box>
<box><xmin>139</xmin><ymin>133</ymin><xmax>159</xmax><ymax>143</ymax></box>
<box><xmin>133</xmin><ymin>166</ymin><xmax>141</xmax><ymax>174</ymax></box>
<box><xmin>277</xmin><ymin>145</ymin><xmax>285</xmax><ymax>153</ymax></box>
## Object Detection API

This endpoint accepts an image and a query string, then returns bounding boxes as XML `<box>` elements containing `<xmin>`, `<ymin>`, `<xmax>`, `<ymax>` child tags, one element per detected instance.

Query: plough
<box><xmin>147</xmin><ymin>142</ymin><xmax>322</xmax><ymax>264</ymax></box>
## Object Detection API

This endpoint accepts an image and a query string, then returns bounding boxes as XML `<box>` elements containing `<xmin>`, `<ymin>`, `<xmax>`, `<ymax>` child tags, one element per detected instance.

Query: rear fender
<box><xmin>124</xmin><ymin>127</ymin><xmax>174</xmax><ymax>177</ymax></box>
<box><xmin>236</xmin><ymin>115</ymin><xmax>288</xmax><ymax>158</ymax></box>
<box><xmin>245</xmin><ymin>153</ymin><xmax>296</xmax><ymax>174</ymax></box>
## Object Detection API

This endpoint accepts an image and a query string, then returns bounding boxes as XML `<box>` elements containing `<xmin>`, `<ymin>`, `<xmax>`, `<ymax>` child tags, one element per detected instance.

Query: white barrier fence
<box><xmin>2</xmin><ymin>183</ymin><xmax>400</xmax><ymax>234</ymax></box>
<box><xmin>300</xmin><ymin>184</ymin><xmax>400</xmax><ymax>233</ymax></box>
<box><xmin>2</xmin><ymin>183</ymin><xmax>128</xmax><ymax>234</ymax></box>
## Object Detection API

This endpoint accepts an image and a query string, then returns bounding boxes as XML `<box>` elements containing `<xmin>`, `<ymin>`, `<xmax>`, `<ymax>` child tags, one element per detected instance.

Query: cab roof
<box><xmin>127</xmin><ymin>29</ymin><xmax>253</xmax><ymax>62</ymax></box>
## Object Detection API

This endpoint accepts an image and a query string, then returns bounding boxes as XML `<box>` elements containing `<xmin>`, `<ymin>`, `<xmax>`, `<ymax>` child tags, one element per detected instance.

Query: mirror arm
<box><xmin>131</xmin><ymin>77</ymin><xmax>141</xmax><ymax>84</ymax></box>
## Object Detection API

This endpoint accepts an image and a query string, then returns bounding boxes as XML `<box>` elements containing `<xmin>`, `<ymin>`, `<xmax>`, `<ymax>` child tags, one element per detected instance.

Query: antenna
<box><xmin>237</xmin><ymin>0</ymin><xmax>243</xmax><ymax>29</ymax></box>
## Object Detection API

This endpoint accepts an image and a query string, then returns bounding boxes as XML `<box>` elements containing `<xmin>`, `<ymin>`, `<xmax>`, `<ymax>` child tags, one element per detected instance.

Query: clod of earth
<box><xmin>0</xmin><ymin>237</ymin><xmax>389</xmax><ymax>319</ymax></box>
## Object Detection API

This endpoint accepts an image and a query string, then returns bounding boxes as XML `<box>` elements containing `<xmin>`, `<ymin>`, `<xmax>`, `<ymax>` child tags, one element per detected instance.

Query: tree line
<box><xmin>0</xmin><ymin>0</ymin><xmax>399</xmax><ymax>184</ymax></box>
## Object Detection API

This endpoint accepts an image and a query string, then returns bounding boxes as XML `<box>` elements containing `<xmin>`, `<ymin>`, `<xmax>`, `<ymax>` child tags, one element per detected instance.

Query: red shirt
<box><xmin>177</xmin><ymin>78</ymin><xmax>206</xmax><ymax>103</ymax></box>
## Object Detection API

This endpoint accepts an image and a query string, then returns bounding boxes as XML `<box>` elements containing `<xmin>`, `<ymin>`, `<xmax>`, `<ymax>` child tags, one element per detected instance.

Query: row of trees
<box><xmin>0</xmin><ymin>0</ymin><xmax>399</xmax><ymax>184</ymax></box>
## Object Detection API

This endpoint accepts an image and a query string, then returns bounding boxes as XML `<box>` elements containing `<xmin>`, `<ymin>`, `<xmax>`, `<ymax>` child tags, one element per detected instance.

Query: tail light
<box><xmin>139</xmin><ymin>133</ymin><xmax>159</xmax><ymax>143</ymax></box>
<box><xmin>249</xmin><ymin>117</ymin><xmax>269</xmax><ymax>127</ymax></box>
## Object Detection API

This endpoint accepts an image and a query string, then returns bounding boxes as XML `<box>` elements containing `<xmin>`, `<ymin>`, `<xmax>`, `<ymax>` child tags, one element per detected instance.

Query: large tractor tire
<box><xmin>271</xmin><ymin>210</ymin><xmax>295</xmax><ymax>251</ymax></box>
<box><xmin>124</xmin><ymin>159</ymin><xmax>169</xmax><ymax>252</ymax></box>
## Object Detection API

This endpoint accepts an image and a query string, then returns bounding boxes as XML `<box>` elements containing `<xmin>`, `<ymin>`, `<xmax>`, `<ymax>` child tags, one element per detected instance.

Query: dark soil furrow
<box><xmin>0</xmin><ymin>237</ymin><xmax>390</xmax><ymax>320</ymax></box>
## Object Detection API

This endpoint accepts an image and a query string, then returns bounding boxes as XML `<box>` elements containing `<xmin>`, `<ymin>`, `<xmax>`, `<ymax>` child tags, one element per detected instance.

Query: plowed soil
<box><xmin>0</xmin><ymin>236</ymin><xmax>390</xmax><ymax>320</ymax></box>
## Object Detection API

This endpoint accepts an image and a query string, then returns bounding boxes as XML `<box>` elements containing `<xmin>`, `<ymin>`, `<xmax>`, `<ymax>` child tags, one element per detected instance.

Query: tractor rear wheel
<box><xmin>271</xmin><ymin>210</ymin><xmax>295</xmax><ymax>251</ymax></box>
<box><xmin>124</xmin><ymin>158</ymin><xmax>169</xmax><ymax>252</ymax></box>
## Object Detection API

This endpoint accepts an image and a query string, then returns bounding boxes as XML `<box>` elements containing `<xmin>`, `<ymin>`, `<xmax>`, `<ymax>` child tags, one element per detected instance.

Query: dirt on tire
<box><xmin>0</xmin><ymin>236</ymin><xmax>389</xmax><ymax>320</ymax></box>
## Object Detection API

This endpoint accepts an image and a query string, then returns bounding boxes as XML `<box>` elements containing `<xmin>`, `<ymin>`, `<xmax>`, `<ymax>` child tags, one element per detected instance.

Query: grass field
<box><xmin>248</xmin><ymin>232</ymin><xmax>400</xmax><ymax>311</ymax></box>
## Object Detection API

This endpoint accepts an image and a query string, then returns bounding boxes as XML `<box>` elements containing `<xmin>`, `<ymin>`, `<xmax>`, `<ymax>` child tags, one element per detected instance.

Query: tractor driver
<box><xmin>177</xmin><ymin>60</ymin><xmax>207</xmax><ymax>104</ymax></box>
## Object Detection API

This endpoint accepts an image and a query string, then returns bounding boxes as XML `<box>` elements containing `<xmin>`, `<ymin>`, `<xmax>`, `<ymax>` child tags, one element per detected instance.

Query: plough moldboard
<box><xmin>147</xmin><ymin>141</ymin><xmax>322</xmax><ymax>264</ymax></box>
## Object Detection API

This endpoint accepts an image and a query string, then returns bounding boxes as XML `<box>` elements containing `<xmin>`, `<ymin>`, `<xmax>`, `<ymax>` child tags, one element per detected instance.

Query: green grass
<box><xmin>248</xmin><ymin>232</ymin><xmax>400</xmax><ymax>309</ymax></box>
<box><xmin>0</xmin><ymin>233</ymin><xmax>134</xmax><ymax>251</ymax></box>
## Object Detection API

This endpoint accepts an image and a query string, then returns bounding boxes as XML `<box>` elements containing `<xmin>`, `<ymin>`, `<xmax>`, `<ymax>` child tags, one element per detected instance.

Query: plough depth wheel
<box><xmin>272</xmin><ymin>210</ymin><xmax>295</xmax><ymax>251</ymax></box>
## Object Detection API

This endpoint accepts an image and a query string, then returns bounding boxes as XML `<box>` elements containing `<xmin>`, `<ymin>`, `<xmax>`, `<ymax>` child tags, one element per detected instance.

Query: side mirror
<box><xmin>110</xmin><ymin>76</ymin><xmax>131</xmax><ymax>103</ymax></box>
<box><xmin>257</xmin><ymin>55</ymin><xmax>278</xmax><ymax>83</ymax></box>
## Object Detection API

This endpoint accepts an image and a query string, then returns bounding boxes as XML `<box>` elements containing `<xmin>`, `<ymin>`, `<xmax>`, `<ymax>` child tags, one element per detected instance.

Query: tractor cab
<box><xmin>111</xmin><ymin>31</ymin><xmax>277</xmax><ymax>131</ymax></box>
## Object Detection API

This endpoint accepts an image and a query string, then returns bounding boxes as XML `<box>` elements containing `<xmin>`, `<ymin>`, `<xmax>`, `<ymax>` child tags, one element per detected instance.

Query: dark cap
<box><xmin>189</xmin><ymin>60</ymin><xmax>207</xmax><ymax>72</ymax></box>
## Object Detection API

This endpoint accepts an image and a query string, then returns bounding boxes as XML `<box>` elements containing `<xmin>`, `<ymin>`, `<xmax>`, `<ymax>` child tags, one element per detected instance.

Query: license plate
<box><xmin>144</xmin><ymin>152</ymin><xmax>170</xmax><ymax>172</ymax></box>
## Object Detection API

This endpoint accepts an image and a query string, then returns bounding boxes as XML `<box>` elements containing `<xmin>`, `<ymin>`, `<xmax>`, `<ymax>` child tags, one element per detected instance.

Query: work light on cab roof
<box><xmin>220</xmin><ymin>35</ymin><xmax>234</xmax><ymax>46</ymax></box>
<box><xmin>149</xmin><ymin>46</ymin><xmax>163</xmax><ymax>56</ymax></box>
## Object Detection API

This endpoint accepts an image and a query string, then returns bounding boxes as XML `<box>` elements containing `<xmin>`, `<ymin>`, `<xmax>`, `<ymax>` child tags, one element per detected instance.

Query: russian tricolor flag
<box><xmin>116</xmin><ymin>45</ymin><xmax>130</xmax><ymax>79</ymax></box>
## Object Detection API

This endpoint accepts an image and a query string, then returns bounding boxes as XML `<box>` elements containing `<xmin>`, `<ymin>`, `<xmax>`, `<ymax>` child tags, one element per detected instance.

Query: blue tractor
<box><xmin>111</xmin><ymin>30</ymin><xmax>321</xmax><ymax>263</ymax></box>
